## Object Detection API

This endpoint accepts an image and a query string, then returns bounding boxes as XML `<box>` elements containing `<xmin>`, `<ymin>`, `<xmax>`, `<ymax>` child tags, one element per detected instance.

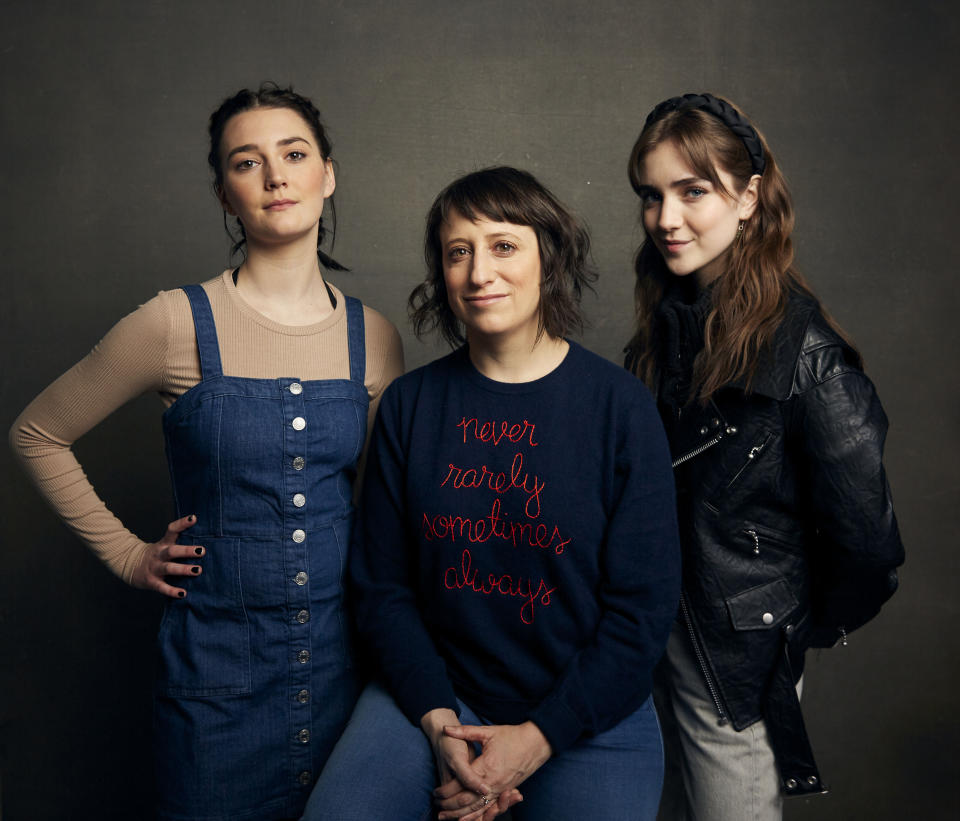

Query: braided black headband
<box><xmin>643</xmin><ymin>93</ymin><xmax>766</xmax><ymax>175</ymax></box>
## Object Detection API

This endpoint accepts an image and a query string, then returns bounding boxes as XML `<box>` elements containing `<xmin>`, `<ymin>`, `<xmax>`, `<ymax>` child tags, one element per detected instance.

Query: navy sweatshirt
<box><xmin>350</xmin><ymin>342</ymin><xmax>681</xmax><ymax>753</ymax></box>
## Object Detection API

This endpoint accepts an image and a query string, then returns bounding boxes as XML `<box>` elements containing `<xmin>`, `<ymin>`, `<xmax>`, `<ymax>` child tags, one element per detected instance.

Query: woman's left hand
<box><xmin>434</xmin><ymin>721</ymin><xmax>552</xmax><ymax>820</ymax></box>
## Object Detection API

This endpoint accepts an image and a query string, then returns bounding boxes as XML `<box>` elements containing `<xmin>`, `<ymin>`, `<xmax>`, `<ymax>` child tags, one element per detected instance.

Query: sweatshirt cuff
<box><xmin>393</xmin><ymin>670</ymin><xmax>460</xmax><ymax>728</ymax></box>
<box><xmin>527</xmin><ymin>693</ymin><xmax>584</xmax><ymax>754</ymax></box>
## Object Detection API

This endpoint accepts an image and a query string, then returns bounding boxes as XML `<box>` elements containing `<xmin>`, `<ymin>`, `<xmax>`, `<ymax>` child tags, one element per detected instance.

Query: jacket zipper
<box><xmin>671</xmin><ymin>404</ymin><xmax>738</xmax><ymax>467</ymax></box>
<box><xmin>672</xmin><ymin>434</ymin><xmax>724</xmax><ymax>468</ymax></box>
<box><xmin>743</xmin><ymin>522</ymin><xmax>803</xmax><ymax>556</ymax></box>
<box><xmin>725</xmin><ymin>433</ymin><xmax>772</xmax><ymax>488</ymax></box>
<box><xmin>672</xmin><ymin>408</ymin><xmax>732</xmax><ymax>725</ymax></box>
<box><xmin>680</xmin><ymin>593</ymin><xmax>729</xmax><ymax>725</ymax></box>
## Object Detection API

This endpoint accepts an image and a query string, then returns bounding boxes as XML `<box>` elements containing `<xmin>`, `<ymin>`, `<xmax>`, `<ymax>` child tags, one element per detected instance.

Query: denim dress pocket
<box><xmin>156</xmin><ymin>536</ymin><xmax>252</xmax><ymax>697</ymax></box>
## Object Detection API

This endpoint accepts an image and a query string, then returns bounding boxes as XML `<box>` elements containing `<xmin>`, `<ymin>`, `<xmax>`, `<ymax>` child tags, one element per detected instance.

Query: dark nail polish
<box><xmin>191</xmin><ymin>566</ymin><xmax>200</xmax><ymax>574</ymax></box>
<box><xmin>177</xmin><ymin>591</ymin><xmax>185</xmax><ymax>598</ymax></box>
<box><xmin>188</xmin><ymin>514</ymin><xmax>196</xmax><ymax>522</ymax></box>
<box><xmin>195</xmin><ymin>547</ymin><xmax>203</xmax><ymax>556</ymax></box>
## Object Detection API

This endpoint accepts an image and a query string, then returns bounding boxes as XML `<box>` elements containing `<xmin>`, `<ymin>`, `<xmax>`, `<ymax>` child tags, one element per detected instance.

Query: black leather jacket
<box><xmin>640</xmin><ymin>292</ymin><xmax>904</xmax><ymax>796</ymax></box>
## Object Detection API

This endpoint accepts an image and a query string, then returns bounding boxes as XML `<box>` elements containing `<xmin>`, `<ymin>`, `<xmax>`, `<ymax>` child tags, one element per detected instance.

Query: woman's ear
<box><xmin>322</xmin><ymin>158</ymin><xmax>336</xmax><ymax>199</ymax></box>
<box><xmin>216</xmin><ymin>184</ymin><xmax>236</xmax><ymax>216</ymax></box>
<box><xmin>738</xmin><ymin>174</ymin><xmax>761</xmax><ymax>220</ymax></box>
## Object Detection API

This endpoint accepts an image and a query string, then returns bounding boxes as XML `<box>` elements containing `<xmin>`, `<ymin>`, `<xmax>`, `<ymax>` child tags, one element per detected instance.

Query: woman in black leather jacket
<box><xmin>624</xmin><ymin>93</ymin><xmax>904</xmax><ymax>820</ymax></box>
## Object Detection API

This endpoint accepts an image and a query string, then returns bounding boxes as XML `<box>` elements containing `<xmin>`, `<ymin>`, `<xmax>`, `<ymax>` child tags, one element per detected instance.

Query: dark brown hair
<box><xmin>626</xmin><ymin>96</ymin><xmax>852</xmax><ymax>400</ymax></box>
<box><xmin>207</xmin><ymin>82</ymin><xmax>346</xmax><ymax>270</ymax></box>
<box><xmin>410</xmin><ymin>166</ymin><xmax>596</xmax><ymax>347</ymax></box>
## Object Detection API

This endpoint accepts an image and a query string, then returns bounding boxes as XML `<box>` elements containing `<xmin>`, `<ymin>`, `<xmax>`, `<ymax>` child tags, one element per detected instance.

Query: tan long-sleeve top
<box><xmin>9</xmin><ymin>270</ymin><xmax>405</xmax><ymax>584</ymax></box>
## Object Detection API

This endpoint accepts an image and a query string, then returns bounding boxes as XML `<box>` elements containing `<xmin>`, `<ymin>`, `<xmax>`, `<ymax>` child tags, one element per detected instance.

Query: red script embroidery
<box><xmin>423</xmin><ymin>498</ymin><xmax>571</xmax><ymax>555</ymax></box>
<box><xmin>443</xmin><ymin>548</ymin><xmax>555</xmax><ymax>624</ymax></box>
<box><xmin>457</xmin><ymin>417</ymin><xmax>539</xmax><ymax>448</ymax></box>
<box><xmin>440</xmin><ymin>451</ymin><xmax>544</xmax><ymax>518</ymax></box>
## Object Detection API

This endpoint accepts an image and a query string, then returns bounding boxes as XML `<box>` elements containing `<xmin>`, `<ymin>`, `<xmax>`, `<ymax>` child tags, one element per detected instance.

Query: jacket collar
<box><xmin>728</xmin><ymin>291</ymin><xmax>818</xmax><ymax>401</ymax></box>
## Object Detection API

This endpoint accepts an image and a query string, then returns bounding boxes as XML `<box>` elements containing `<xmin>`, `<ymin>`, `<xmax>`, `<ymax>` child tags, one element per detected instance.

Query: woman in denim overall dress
<box><xmin>9</xmin><ymin>83</ymin><xmax>404</xmax><ymax>820</ymax></box>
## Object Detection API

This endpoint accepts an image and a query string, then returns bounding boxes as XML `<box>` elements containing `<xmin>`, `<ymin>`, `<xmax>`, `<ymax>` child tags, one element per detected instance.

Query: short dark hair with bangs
<box><xmin>409</xmin><ymin>166</ymin><xmax>597</xmax><ymax>347</ymax></box>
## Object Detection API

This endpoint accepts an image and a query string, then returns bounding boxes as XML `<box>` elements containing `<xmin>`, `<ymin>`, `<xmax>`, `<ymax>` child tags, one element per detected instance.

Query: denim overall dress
<box><xmin>154</xmin><ymin>284</ymin><xmax>367</xmax><ymax>821</ymax></box>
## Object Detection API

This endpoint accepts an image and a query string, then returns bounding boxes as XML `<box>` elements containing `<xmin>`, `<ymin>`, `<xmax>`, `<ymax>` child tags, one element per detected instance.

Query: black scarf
<box><xmin>655</xmin><ymin>278</ymin><xmax>712</xmax><ymax>412</ymax></box>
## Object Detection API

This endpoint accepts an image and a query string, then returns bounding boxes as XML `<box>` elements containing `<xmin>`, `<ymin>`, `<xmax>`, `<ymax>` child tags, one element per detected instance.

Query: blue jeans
<box><xmin>302</xmin><ymin>681</ymin><xmax>664</xmax><ymax>821</ymax></box>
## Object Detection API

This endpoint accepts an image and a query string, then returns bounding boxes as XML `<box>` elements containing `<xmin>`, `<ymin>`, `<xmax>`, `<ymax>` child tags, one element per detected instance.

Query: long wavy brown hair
<box><xmin>626</xmin><ymin>97</ymin><xmax>852</xmax><ymax>401</ymax></box>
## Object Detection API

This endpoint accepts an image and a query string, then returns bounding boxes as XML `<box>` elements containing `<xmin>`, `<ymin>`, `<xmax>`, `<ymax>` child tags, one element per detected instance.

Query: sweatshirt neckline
<box><xmin>458</xmin><ymin>341</ymin><xmax>578</xmax><ymax>394</ymax></box>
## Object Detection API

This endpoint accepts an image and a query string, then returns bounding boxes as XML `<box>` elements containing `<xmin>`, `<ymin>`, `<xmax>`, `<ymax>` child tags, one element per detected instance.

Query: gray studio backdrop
<box><xmin>1</xmin><ymin>1</ymin><xmax>957</xmax><ymax>818</ymax></box>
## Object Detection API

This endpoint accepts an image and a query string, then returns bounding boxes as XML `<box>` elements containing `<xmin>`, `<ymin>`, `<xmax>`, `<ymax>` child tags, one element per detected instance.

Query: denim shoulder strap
<box><xmin>181</xmin><ymin>285</ymin><xmax>223</xmax><ymax>381</ymax></box>
<box><xmin>345</xmin><ymin>296</ymin><xmax>366</xmax><ymax>386</ymax></box>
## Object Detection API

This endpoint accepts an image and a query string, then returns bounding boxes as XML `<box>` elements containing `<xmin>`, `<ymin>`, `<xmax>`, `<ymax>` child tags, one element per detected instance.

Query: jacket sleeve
<box><xmin>348</xmin><ymin>382</ymin><xmax>460</xmax><ymax>725</ymax></box>
<box><xmin>791</xmin><ymin>338</ymin><xmax>904</xmax><ymax>647</ymax></box>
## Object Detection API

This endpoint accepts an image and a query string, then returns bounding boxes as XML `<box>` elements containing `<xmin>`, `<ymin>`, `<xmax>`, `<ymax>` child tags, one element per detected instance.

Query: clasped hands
<box><xmin>421</xmin><ymin>708</ymin><xmax>552</xmax><ymax>821</ymax></box>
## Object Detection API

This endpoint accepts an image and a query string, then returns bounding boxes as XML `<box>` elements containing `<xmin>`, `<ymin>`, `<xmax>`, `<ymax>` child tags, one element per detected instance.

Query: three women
<box><xmin>11</xmin><ymin>83</ymin><xmax>902</xmax><ymax>821</ymax></box>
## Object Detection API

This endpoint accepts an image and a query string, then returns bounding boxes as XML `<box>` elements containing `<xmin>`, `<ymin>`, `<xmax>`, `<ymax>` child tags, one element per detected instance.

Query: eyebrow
<box><xmin>636</xmin><ymin>176</ymin><xmax>708</xmax><ymax>194</ymax></box>
<box><xmin>225</xmin><ymin>135</ymin><xmax>312</xmax><ymax>161</ymax></box>
<box><xmin>444</xmin><ymin>231</ymin><xmax>524</xmax><ymax>245</ymax></box>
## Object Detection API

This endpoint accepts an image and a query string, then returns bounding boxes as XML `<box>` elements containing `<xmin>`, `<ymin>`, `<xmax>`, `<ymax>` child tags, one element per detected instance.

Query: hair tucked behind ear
<box><xmin>626</xmin><ymin>95</ymin><xmax>854</xmax><ymax>401</ymax></box>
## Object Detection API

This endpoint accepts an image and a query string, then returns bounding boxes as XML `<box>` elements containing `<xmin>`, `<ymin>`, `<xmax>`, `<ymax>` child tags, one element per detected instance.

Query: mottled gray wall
<box><xmin>1</xmin><ymin>1</ymin><xmax>956</xmax><ymax>818</ymax></box>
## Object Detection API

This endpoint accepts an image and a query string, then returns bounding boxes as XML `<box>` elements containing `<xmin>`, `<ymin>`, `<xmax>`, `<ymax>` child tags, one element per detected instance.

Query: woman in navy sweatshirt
<box><xmin>304</xmin><ymin>166</ymin><xmax>681</xmax><ymax>821</ymax></box>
